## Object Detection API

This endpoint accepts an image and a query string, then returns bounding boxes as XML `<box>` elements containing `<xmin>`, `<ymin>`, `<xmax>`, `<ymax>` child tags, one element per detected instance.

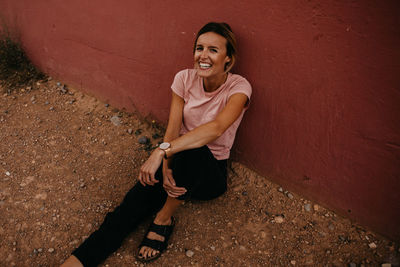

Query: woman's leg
<box><xmin>138</xmin><ymin>196</ymin><xmax>183</xmax><ymax>259</ymax></box>
<box><xmin>172</xmin><ymin>146</ymin><xmax>228</xmax><ymax>200</ymax></box>
<box><xmin>64</xmin><ymin>167</ymin><xmax>167</xmax><ymax>267</ymax></box>
<box><xmin>138</xmin><ymin>146</ymin><xmax>227</xmax><ymax>260</ymax></box>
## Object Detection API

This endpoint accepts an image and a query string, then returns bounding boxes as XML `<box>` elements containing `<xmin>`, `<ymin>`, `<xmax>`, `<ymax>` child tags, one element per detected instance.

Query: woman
<box><xmin>61</xmin><ymin>21</ymin><xmax>252</xmax><ymax>266</ymax></box>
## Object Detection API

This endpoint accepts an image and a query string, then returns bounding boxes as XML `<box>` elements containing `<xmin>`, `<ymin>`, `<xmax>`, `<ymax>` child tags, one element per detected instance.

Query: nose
<box><xmin>200</xmin><ymin>49</ymin><xmax>209</xmax><ymax>59</ymax></box>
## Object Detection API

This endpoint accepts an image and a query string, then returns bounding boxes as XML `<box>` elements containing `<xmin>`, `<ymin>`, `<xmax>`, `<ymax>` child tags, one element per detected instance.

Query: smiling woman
<box><xmin>61</xmin><ymin>22</ymin><xmax>252</xmax><ymax>267</ymax></box>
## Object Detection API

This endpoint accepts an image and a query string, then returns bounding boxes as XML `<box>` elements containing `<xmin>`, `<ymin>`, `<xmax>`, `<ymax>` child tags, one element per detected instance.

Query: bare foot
<box><xmin>137</xmin><ymin>217</ymin><xmax>173</xmax><ymax>261</ymax></box>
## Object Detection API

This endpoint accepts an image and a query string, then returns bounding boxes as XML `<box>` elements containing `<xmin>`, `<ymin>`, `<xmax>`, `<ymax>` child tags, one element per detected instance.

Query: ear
<box><xmin>225</xmin><ymin>56</ymin><xmax>231</xmax><ymax>63</ymax></box>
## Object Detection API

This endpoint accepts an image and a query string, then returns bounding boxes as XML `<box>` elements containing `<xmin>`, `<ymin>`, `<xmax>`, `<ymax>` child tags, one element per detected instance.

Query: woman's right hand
<box><xmin>162</xmin><ymin>161</ymin><xmax>187</xmax><ymax>198</ymax></box>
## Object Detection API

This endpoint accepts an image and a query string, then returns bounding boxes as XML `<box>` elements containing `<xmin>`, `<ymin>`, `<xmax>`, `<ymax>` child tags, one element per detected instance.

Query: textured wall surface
<box><xmin>1</xmin><ymin>0</ymin><xmax>399</xmax><ymax>239</ymax></box>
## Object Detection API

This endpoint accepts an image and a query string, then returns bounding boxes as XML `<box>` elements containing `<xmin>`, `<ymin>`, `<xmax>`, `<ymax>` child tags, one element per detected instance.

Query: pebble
<box><xmin>138</xmin><ymin>136</ymin><xmax>149</xmax><ymax>144</ymax></box>
<box><xmin>369</xmin><ymin>242</ymin><xmax>377</xmax><ymax>249</ymax></box>
<box><xmin>127</xmin><ymin>129</ymin><xmax>133</xmax><ymax>134</ymax></box>
<box><xmin>278</xmin><ymin>187</ymin><xmax>283</xmax><ymax>193</ymax></box>
<box><xmin>49</xmin><ymin>107</ymin><xmax>54</xmax><ymax>111</ymax></box>
<box><xmin>239</xmin><ymin>245</ymin><xmax>246</xmax><ymax>251</ymax></box>
<box><xmin>260</xmin><ymin>231</ymin><xmax>266</xmax><ymax>238</ymax></box>
<box><xmin>287</xmin><ymin>193</ymin><xmax>294</xmax><ymax>199</ymax></box>
<box><xmin>304</xmin><ymin>203</ymin><xmax>312</xmax><ymax>212</ymax></box>
<box><xmin>313</xmin><ymin>204</ymin><xmax>320</xmax><ymax>211</ymax></box>
<box><xmin>5</xmin><ymin>171</ymin><xmax>10</xmax><ymax>176</ymax></box>
<box><xmin>186</xmin><ymin>250</ymin><xmax>194</xmax><ymax>257</ymax></box>
<box><xmin>381</xmin><ymin>264</ymin><xmax>392</xmax><ymax>267</ymax></box>
<box><xmin>274</xmin><ymin>216</ymin><xmax>284</xmax><ymax>223</ymax></box>
<box><xmin>210</xmin><ymin>245</ymin><xmax>216</xmax><ymax>251</ymax></box>
<box><xmin>105</xmin><ymin>104</ymin><xmax>109</xmax><ymax>107</ymax></box>
<box><xmin>45</xmin><ymin>101</ymin><xmax>49</xmax><ymax>105</ymax></box>
<box><xmin>349</xmin><ymin>263</ymin><xmax>357</xmax><ymax>267</ymax></box>
<box><xmin>38</xmin><ymin>248</ymin><xmax>43</xmax><ymax>253</ymax></box>
<box><xmin>48</xmin><ymin>248</ymin><xmax>55</xmax><ymax>253</ymax></box>
<box><xmin>110</xmin><ymin>116</ymin><xmax>121</xmax><ymax>126</ymax></box>
<box><xmin>56</xmin><ymin>82</ymin><xmax>61</xmax><ymax>87</ymax></box>
<box><xmin>242</xmin><ymin>191</ymin><xmax>248</xmax><ymax>196</ymax></box>
<box><xmin>290</xmin><ymin>260</ymin><xmax>296</xmax><ymax>265</ymax></box>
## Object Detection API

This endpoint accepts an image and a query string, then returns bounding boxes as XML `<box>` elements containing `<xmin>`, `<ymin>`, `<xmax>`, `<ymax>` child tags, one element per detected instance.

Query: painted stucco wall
<box><xmin>1</xmin><ymin>0</ymin><xmax>399</xmax><ymax>240</ymax></box>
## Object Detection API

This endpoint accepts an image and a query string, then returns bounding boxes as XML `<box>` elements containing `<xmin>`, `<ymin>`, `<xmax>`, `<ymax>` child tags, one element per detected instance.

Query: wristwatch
<box><xmin>159</xmin><ymin>142</ymin><xmax>171</xmax><ymax>159</ymax></box>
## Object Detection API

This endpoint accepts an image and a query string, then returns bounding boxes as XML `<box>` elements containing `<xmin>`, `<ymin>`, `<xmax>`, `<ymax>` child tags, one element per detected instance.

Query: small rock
<box><xmin>287</xmin><ymin>193</ymin><xmax>294</xmax><ymax>199</ymax></box>
<box><xmin>138</xmin><ymin>136</ymin><xmax>149</xmax><ymax>144</ymax></box>
<box><xmin>69</xmin><ymin>99</ymin><xmax>76</xmax><ymax>104</ymax></box>
<box><xmin>185</xmin><ymin>250</ymin><xmax>194</xmax><ymax>257</ymax></box>
<box><xmin>37</xmin><ymin>248</ymin><xmax>43</xmax><ymax>253</ymax></box>
<box><xmin>31</xmin><ymin>96</ymin><xmax>36</xmax><ymax>102</ymax></box>
<box><xmin>45</xmin><ymin>101</ymin><xmax>49</xmax><ymax>105</ymax></box>
<box><xmin>242</xmin><ymin>191</ymin><xmax>248</xmax><ymax>196</ymax></box>
<box><xmin>127</xmin><ymin>129</ymin><xmax>133</xmax><ymax>134</ymax></box>
<box><xmin>278</xmin><ymin>187</ymin><xmax>283</xmax><ymax>193</ymax></box>
<box><xmin>381</xmin><ymin>264</ymin><xmax>392</xmax><ymax>267</ymax></box>
<box><xmin>49</xmin><ymin>107</ymin><xmax>54</xmax><ymax>111</ymax></box>
<box><xmin>48</xmin><ymin>248</ymin><xmax>55</xmax><ymax>253</ymax></box>
<box><xmin>5</xmin><ymin>171</ymin><xmax>10</xmax><ymax>176</ymax></box>
<box><xmin>105</xmin><ymin>103</ymin><xmax>109</xmax><ymax>107</ymax></box>
<box><xmin>290</xmin><ymin>260</ymin><xmax>296</xmax><ymax>265</ymax></box>
<box><xmin>134</xmin><ymin>129</ymin><xmax>142</xmax><ymax>135</ymax></box>
<box><xmin>304</xmin><ymin>203</ymin><xmax>312</xmax><ymax>212</ymax></box>
<box><xmin>210</xmin><ymin>245</ymin><xmax>215</xmax><ymax>251</ymax></box>
<box><xmin>56</xmin><ymin>82</ymin><xmax>61</xmax><ymax>87</ymax></box>
<box><xmin>239</xmin><ymin>245</ymin><xmax>246</xmax><ymax>251</ymax></box>
<box><xmin>349</xmin><ymin>263</ymin><xmax>357</xmax><ymax>267</ymax></box>
<box><xmin>313</xmin><ymin>204</ymin><xmax>320</xmax><ymax>211</ymax></box>
<box><xmin>110</xmin><ymin>116</ymin><xmax>121</xmax><ymax>126</ymax></box>
<box><xmin>260</xmin><ymin>231</ymin><xmax>266</xmax><ymax>239</ymax></box>
<box><xmin>369</xmin><ymin>242</ymin><xmax>377</xmax><ymax>249</ymax></box>
<box><xmin>274</xmin><ymin>216</ymin><xmax>284</xmax><ymax>223</ymax></box>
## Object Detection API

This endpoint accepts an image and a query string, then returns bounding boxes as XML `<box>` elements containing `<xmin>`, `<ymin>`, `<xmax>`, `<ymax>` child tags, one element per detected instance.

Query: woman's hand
<box><xmin>138</xmin><ymin>148</ymin><xmax>164</xmax><ymax>186</ymax></box>
<box><xmin>162</xmin><ymin>160</ymin><xmax>187</xmax><ymax>197</ymax></box>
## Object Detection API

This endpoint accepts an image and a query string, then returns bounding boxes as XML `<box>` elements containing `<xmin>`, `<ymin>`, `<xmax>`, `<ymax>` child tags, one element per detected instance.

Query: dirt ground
<box><xmin>0</xmin><ymin>80</ymin><xmax>399</xmax><ymax>267</ymax></box>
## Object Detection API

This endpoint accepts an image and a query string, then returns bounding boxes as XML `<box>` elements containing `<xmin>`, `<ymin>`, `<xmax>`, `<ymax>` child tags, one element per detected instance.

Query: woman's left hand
<box><xmin>138</xmin><ymin>148</ymin><xmax>164</xmax><ymax>186</ymax></box>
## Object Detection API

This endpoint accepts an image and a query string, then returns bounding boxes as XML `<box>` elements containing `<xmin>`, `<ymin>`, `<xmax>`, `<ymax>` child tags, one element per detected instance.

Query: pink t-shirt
<box><xmin>171</xmin><ymin>69</ymin><xmax>252</xmax><ymax>160</ymax></box>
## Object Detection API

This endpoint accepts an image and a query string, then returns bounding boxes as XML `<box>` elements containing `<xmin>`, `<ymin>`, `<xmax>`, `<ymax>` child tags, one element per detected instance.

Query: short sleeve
<box><xmin>171</xmin><ymin>70</ymin><xmax>187</xmax><ymax>98</ymax></box>
<box><xmin>227</xmin><ymin>77</ymin><xmax>252</xmax><ymax>105</ymax></box>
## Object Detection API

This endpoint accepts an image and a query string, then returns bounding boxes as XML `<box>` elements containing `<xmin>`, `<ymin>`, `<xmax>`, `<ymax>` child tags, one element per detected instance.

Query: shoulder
<box><xmin>174</xmin><ymin>69</ymin><xmax>198</xmax><ymax>81</ymax></box>
<box><xmin>226</xmin><ymin>73</ymin><xmax>252</xmax><ymax>98</ymax></box>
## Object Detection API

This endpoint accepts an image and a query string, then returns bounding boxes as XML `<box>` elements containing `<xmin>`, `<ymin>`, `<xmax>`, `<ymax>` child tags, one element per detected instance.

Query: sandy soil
<box><xmin>0</xmin><ymin>80</ymin><xmax>399</xmax><ymax>267</ymax></box>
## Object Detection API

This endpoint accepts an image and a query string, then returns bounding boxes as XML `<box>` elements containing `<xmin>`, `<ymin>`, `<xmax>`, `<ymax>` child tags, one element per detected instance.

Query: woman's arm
<box><xmin>139</xmin><ymin>92</ymin><xmax>248</xmax><ymax>190</ymax></box>
<box><xmin>165</xmin><ymin>93</ymin><xmax>248</xmax><ymax>158</ymax></box>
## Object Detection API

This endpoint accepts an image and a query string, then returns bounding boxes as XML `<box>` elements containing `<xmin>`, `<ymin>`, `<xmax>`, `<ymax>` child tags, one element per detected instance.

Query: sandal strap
<box><xmin>138</xmin><ymin>217</ymin><xmax>175</xmax><ymax>253</ymax></box>
<box><xmin>147</xmin><ymin>217</ymin><xmax>175</xmax><ymax>238</ymax></box>
<box><xmin>140</xmin><ymin>237</ymin><xmax>167</xmax><ymax>252</ymax></box>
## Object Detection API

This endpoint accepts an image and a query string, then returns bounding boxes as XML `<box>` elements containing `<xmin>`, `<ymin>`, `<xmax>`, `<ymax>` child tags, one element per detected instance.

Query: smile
<box><xmin>199</xmin><ymin>62</ymin><xmax>212</xmax><ymax>69</ymax></box>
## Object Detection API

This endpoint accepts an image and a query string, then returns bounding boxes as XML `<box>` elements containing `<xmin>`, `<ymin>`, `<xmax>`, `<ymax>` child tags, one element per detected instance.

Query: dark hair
<box><xmin>193</xmin><ymin>22</ymin><xmax>237</xmax><ymax>72</ymax></box>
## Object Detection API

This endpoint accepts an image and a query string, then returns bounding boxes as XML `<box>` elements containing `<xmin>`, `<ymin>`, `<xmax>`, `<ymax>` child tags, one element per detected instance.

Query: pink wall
<box><xmin>1</xmin><ymin>1</ymin><xmax>399</xmax><ymax>240</ymax></box>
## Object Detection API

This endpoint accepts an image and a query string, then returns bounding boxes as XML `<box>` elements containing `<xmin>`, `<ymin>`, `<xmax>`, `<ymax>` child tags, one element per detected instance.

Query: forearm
<box><xmin>167</xmin><ymin>121</ymin><xmax>223</xmax><ymax>157</ymax></box>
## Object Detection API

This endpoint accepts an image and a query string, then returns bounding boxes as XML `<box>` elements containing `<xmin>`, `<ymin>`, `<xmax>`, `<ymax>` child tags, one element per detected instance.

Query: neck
<box><xmin>203</xmin><ymin>73</ymin><xmax>228</xmax><ymax>92</ymax></box>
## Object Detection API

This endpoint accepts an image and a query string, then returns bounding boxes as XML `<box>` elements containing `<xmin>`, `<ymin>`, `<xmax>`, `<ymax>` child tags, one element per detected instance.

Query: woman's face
<box><xmin>194</xmin><ymin>32</ymin><xmax>231</xmax><ymax>79</ymax></box>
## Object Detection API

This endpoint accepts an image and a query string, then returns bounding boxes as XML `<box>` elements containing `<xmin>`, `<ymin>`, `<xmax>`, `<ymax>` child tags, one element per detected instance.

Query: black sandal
<box><xmin>136</xmin><ymin>217</ymin><xmax>175</xmax><ymax>262</ymax></box>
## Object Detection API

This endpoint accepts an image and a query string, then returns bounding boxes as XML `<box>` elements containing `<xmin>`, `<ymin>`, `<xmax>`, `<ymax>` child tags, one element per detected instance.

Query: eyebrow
<box><xmin>196</xmin><ymin>44</ymin><xmax>220</xmax><ymax>49</ymax></box>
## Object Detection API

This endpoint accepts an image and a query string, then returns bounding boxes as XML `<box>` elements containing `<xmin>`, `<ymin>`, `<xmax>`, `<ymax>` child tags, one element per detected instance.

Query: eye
<box><xmin>195</xmin><ymin>46</ymin><xmax>203</xmax><ymax>51</ymax></box>
<box><xmin>210</xmin><ymin>48</ymin><xmax>218</xmax><ymax>53</ymax></box>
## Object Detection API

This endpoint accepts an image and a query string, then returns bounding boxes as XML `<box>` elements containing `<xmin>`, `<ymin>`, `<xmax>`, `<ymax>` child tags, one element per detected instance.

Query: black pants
<box><xmin>72</xmin><ymin>146</ymin><xmax>227</xmax><ymax>267</ymax></box>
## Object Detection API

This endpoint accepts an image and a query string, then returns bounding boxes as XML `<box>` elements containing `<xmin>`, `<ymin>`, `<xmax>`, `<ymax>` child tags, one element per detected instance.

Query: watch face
<box><xmin>159</xmin><ymin>142</ymin><xmax>170</xmax><ymax>150</ymax></box>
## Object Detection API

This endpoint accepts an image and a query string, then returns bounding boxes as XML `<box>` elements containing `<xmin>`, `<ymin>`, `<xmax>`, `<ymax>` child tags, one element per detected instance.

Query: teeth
<box><xmin>199</xmin><ymin>63</ymin><xmax>211</xmax><ymax>68</ymax></box>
